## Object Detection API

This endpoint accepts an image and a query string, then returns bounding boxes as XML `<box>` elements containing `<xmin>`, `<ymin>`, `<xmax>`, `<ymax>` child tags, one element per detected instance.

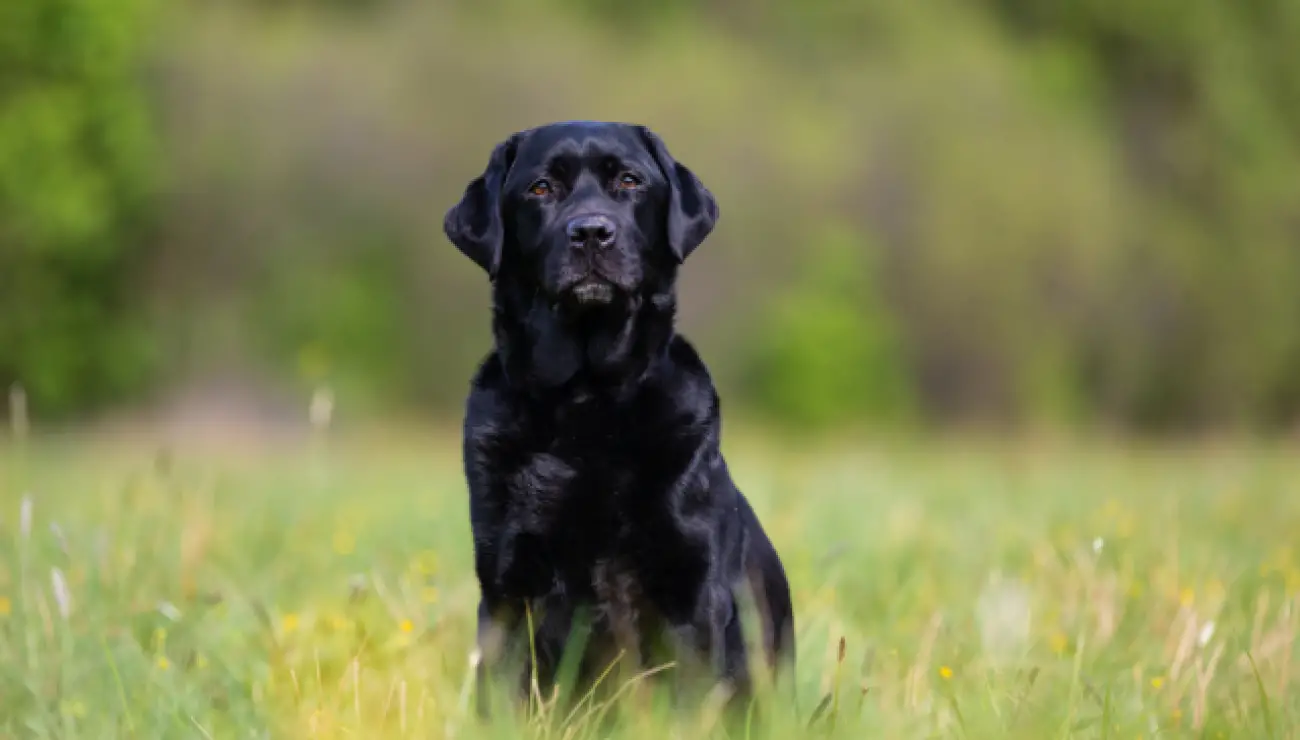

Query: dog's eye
<box><xmin>529</xmin><ymin>179</ymin><xmax>552</xmax><ymax>197</ymax></box>
<box><xmin>617</xmin><ymin>173</ymin><xmax>641</xmax><ymax>190</ymax></box>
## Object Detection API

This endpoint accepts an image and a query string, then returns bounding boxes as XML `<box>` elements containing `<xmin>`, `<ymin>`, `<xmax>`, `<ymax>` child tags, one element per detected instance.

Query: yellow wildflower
<box><xmin>0</xmin><ymin>595</ymin><xmax>11</xmax><ymax>616</ymax></box>
<box><xmin>1048</xmin><ymin>632</ymin><xmax>1069</xmax><ymax>655</ymax></box>
<box><xmin>282</xmin><ymin>613</ymin><xmax>300</xmax><ymax>634</ymax></box>
<box><xmin>59</xmin><ymin>699</ymin><xmax>87</xmax><ymax>718</ymax></box>
<box><xmin>400</xmin><ymin>619</ymin><xmax>415</xmax><ymax>634</ymax></box>
<box><xmin>1287</xmin><ymin>569</ymin><xmax>1300</xmax><ymax>595</ymax></box>
<box><xmin>938</xmin><ymin>666</ymin><xmax>953</xmax><ymax>680</ymax></box>
<box><xmin>1178</xmin><ymin>588</ymin><xmax>1194</xmax><ymax>607</ymax></box>
<box><xmin>1102</xmin><ymin>498</ymin><xmax>1121</xmax><ymax>519</ymax></box>
<box><xmin>413</xmin><ymin>550</ymin><xmax>439</xmax><ymax>576</ymax></box>
<box><xmin>1115</xmin><ymin>513</ymin><xmax>1136</xmax><ymax>538</ymax></box>
<box><xmin>1151</xmin><ymin>676</ymin><xmax>1164</xmax><ymax>690</ymax></box>
<box><xmin>157</xmin><ymin>656</ymin><xmax>170</xmax><ymax>670</ymax></box>
<box><xmin>332</xmin><ymin>530</ymin><xmax>356</xmax><ymax>556</ymax></box>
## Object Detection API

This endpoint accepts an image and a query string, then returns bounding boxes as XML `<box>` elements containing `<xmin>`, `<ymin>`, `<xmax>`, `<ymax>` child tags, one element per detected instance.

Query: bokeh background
<box><xmin>5</xmin><ymin>0</ymin><xmax>1300</xmax><ymax>436</ymax></box>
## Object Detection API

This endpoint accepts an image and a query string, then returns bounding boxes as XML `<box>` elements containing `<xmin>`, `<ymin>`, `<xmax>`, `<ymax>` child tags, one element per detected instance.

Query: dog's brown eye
<box><xmin>617</xmin><ymin>173</ymin><xmax>641</xmax><ymax>190</ymax></box>
<box><xmin>529</xmin><ymin>179</ymin><xmax>552</xmax><ymax>197</ymax></box>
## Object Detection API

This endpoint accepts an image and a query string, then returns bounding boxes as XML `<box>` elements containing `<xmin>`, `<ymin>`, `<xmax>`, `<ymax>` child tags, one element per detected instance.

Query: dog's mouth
<box><xmin>566</xmin><ymin>277</ymin><xmax>616</xmax><ymax>306</ymax></box>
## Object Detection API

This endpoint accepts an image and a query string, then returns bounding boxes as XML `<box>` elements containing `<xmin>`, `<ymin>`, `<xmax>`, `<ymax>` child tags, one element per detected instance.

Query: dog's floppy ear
<box><xmin>443</xmin><ymin>134</ymin><xmax>520</xmax><ymax>277</ymax></box>
<box><xmin>638</xmin><ymin>126</ymin><xmax>719</xmax><ymax>263</ymax></box>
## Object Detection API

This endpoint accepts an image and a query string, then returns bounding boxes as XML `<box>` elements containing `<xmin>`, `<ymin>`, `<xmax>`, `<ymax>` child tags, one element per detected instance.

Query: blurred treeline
<box><xmin>3</xmin><ymin>0</ymin><xmax>1300</xmax><ymax>432</ymax></box>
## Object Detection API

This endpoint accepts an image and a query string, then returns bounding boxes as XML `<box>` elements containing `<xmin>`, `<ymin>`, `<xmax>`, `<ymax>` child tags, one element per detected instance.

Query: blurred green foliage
<box><xmin>4</xmin><ymin>0</ymin><xmax>1300</xmax><ymax>432</ymax></box>
<box><xmin>0</xmin><ymin>0</ymin><xmax>160</xmax><ymax>415</ymax></box>
<box><xmin>743</xmin><ymin>224</ymin><xmax>915</xmax><ymax>429</ymax></box>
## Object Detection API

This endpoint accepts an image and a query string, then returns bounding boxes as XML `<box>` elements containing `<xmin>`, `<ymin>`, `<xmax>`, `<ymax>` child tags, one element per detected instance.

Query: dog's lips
<box><xmin>568</xmin><ymin>277</ymin><xmax>616</xmax><ymax>305</ymax></box>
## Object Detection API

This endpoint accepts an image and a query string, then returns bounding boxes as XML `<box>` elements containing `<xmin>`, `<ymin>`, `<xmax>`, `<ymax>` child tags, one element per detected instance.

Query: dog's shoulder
<box><xmin>467</xmin><ymin>350</ymin><xmax>507</xmax><ymax>396</ymax></box>
<box><xmin>462</xmin><ymin>351</ymin><xmax>520</xmax><ymax>448</ymax></box>
<box><xmin>464</xmin><ymin>350</ymin><xmax>502</xmax><ymax>409</ymax></box>
<box><xmin>640</xmin><ymin>334</ymin><xmax>720</xmax><ymax>427</ymax></box>
<box><xmin>663</xmin><ymin>333</ymin><xmax>709</xmax><ymax>376</ymax></box>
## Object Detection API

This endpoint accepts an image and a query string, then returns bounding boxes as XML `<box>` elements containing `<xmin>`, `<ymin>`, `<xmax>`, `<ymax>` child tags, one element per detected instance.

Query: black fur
<box><xmin>445</xmin><ymin>121</ymin><xmax>794</xmax><ymax>713</ymax></box>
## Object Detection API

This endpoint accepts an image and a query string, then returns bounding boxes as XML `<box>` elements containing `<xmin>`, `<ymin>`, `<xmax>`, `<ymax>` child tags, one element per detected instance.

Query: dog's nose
<box><xmin>566</xmin><ymin>215</ymin><xmax>617</xmax><ymax>250</ymax></box>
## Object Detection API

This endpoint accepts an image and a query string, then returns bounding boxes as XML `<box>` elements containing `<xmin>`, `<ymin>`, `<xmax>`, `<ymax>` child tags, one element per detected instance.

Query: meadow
<box><xmin>1</xmin><ymin>427</ymin><xmax>1298</xmax><ymax>738</ymax></box>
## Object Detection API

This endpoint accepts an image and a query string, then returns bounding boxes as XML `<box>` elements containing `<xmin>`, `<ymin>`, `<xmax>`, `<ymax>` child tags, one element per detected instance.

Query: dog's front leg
<box><xmin>674</xmin><ymin>584</ymin><xmax>751</xmax><ymax>700</ymax></box>
<box><xmin>474</xmin><ymin>596</ymin><xmax>520</xmax><ymax>719</ymax></box>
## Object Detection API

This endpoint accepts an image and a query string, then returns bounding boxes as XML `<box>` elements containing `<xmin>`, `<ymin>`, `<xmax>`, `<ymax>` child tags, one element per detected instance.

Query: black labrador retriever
<box><xmin>444</xmin><ymin>121</ymin><xmax>794</xmax><ymax>712</ymax></box>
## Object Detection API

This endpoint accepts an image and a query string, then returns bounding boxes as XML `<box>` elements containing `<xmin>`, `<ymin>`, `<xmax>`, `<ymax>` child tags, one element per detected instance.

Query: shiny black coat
<box><xmin>444</xmin><ymin>121</ymin><xmax>793</xmax><ymax>710</ymax></box>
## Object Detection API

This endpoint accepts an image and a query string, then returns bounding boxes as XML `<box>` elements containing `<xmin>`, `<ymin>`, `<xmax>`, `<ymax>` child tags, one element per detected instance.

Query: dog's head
<box><xmin>444</xmin><ymin>121</ymin><xmax>718</xmax><ymax>314</ymax></box>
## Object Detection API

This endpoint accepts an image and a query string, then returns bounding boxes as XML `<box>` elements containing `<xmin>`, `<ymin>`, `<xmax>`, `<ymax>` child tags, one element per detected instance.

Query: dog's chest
<box><xmin>487</xmin><ymin>403</ymin><xmax>679</xmax><ymax>593</ymax></box>
<box><xmin>504</xmin><ymin>442</ymin><xmax>639</xmax><ymax>545</ymax></box>
<box><xmin>494</xmin><ymin>454</ymin><xmax>650</xmax><ymax>604</ymax></box>
<box><xmin>508</xmin><ymin>397</ymin><xmax>646</xmax><ymax>515</ymax></box>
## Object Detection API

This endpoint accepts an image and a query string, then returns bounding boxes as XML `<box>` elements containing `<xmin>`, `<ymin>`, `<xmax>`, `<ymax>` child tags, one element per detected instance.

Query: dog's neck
<box><xmin>491</xmin><ymin>281</ymin><xmax>677</xmax><ymax>400</ymax></box>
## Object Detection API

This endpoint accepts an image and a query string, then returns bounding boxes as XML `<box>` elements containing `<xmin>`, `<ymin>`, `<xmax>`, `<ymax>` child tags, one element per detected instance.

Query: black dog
<box><xmin>444</xmin><ymin>121</ymin><xmax>794</xmax><ymax>712</ymax></box>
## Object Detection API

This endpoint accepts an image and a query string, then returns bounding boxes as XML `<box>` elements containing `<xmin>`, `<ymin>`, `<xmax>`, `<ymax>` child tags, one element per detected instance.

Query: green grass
<box><xmin>2</xmin><ymin>428</ymin><xmax>1298</xmax><ymax>738</ymax></box>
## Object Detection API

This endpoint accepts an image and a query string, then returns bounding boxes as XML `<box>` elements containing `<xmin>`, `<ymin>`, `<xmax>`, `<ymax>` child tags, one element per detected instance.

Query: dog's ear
<box><xmin>444</xmin><ymin>134</ymin><xmax>520</xmax><ymax>277</ymax></box>
<box><xmin>638</xmin><ymin>126</ymin><xmax>719</xmax><ymax>263</ymax></box>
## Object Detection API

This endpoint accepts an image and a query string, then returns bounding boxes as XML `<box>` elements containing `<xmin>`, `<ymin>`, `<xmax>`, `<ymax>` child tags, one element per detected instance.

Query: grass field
<box><xmin>1</xmin><ymin>428</ymin><xmax>1298</xmax><ymax>738</ymax></box>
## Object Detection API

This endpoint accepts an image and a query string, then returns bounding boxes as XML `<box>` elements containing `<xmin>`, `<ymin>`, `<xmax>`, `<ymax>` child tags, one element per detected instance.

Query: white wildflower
<box><xmin>19</xmin><ymin>493</ymin><xmax>33</xmax><ymax>539</ymax></box>
<box><xmin>158</xmin><ymin>601</ymin><xmax>183</xmax><ymax>622</ymax></box>
<box><xmin>1092</xmin><ymin>537</ymin><xmax>1104</xmax><ymax>554</ymax></box>
<box><xmin>309</xmin><ymin>386</ymin><xmax>335</xmax><ymax>429</ymax></box>
<box><xmin>51</xmin><ymin>568</ymin><xmax>71</xmax><ymax>620</ymax></box>
<box><xmin>1198</xmin><ymin>620</ymin><xmax>1215</xmax><ymax>647</ymax></box>
<box><xmin>975</xmin><ymin>572</ymin><xmax>1032</xmax><ymax>664</ymax></box>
